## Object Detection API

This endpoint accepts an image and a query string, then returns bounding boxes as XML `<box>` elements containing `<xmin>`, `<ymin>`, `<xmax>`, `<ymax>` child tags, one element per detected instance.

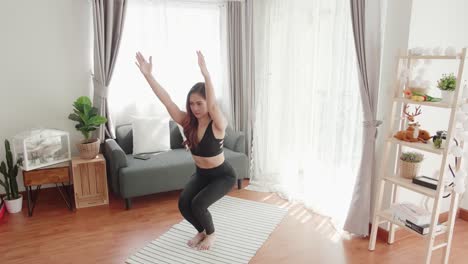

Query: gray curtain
<box><xmin>227</xmin><ymin>2</ymin><xmax>243</xmax><ymax>130</ymax></box>
<box><xmin>227</xmin><ymin>0</ymin><xmax>255</xmax><ymax>161</ymax></box>
<box><xmin>92</xmin><ymin>0</ymin><xmax>127</xmax><ymax>141</ymax></box>
<box><xmin>344</xmin><ymin>0</ymin><xmax>383</xmax><ymax>236</ymax></box>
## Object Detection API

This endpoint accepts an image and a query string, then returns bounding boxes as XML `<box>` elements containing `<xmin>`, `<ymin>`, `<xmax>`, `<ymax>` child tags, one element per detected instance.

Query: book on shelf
<box><xmin>412</xmin><ymin>176</ymin><xmax>438</xmax><ymax>190</ymax></box>
<box><xmin>390</xmin><ymin>203</ymin><xmax>431</xmax><ymax>226</ymax></box>
<box><xmin>405</xmin><ymin>220</ymin><xmax>430</xmax><ymax>235</ymax></box>
<box><xmin>405</xmin><ymin>220</ymin><xmax>443</xmax><ymax>235</ymax></box>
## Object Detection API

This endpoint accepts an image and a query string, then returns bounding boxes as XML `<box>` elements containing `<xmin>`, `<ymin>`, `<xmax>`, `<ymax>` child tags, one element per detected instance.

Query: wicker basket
<box><xmin>76</xmin><ymin>138</ymin><xmax>100</xmax><ymax>159</ymax></box>
<box><xmin>400</xmin><ymin>160</ymin><xmax>421</xmax><ymax>179</ymax></box>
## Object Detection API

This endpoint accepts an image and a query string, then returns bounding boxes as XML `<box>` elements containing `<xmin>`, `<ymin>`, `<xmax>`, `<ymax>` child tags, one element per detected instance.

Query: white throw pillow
<box><xmin>132</xmin><ymin>116</ymin><xmax>170</xmax><ymax>155</ymax></box>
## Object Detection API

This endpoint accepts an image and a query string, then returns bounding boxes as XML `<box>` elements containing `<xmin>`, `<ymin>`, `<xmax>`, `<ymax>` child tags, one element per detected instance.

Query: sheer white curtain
<box><xmin>247</xmin><ymin>0</ymin><xmax>362</xmax><ymax>230</ymax></box>
<box><xmin>109</xmin><ymin>0</ymin><xmax>230</xmax><ymax>132</ymax></box>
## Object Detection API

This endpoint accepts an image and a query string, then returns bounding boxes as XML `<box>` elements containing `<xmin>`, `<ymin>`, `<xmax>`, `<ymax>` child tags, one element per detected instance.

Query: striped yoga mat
<box><xmin>126</xmin><ymin>195</ymin><xmax>288</xmax><ymax>264</ymax></box>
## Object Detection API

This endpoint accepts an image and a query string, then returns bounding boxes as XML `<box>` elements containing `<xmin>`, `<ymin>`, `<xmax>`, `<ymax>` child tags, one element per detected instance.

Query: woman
<box><xmin>135</xmin><ymin>51</ymin><xmax>236</xmax><ymax>251</ymax></box>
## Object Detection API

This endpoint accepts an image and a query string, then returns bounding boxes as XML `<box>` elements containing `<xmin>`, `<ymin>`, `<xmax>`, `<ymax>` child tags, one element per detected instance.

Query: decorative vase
<box><xmin>5</xmin><ymin>195</ymin><xmax>23</xmax><ymax>214</ymax></box>
<box><xmin>400</xmin><ymin>161</ymin><xmax>421</xmax><ymax>179</ymax></box>
<box><xmin>77</xmin><ymin>138</ymin><xmax>100</xmax><ymax>159</ymax></box>
<box><xmin>441</xmin><ymin>90</ymin><xmax>454</xmax><ymax>104</ymax></box>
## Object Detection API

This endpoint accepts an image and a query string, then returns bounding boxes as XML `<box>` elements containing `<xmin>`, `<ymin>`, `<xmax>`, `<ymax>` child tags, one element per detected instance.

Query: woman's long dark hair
<box><xmin>182</xmin><ymin>82</ymin><xmax>206</xmax><ymax>149</ymax></box>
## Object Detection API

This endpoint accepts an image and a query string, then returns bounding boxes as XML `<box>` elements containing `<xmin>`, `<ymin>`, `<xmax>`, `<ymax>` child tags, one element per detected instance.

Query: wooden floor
<box><xmin>1</xmin><ymin>179</ymin><xmax>467</xmax><ymax>264</ymax></box>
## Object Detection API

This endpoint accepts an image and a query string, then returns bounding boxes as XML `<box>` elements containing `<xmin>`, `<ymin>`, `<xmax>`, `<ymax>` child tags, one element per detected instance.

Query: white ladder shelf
<box><xmin>368</xmin><ymin>48</ymin><xmax>467</xmax><ymax>264</ymax></box>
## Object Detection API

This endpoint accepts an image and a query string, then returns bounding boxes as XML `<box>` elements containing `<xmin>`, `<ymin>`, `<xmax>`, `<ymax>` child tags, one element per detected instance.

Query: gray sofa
<box><xmin>104</xmin><ymin>121</ymin><xmax>249</xmax><ymax>209</ymax></box>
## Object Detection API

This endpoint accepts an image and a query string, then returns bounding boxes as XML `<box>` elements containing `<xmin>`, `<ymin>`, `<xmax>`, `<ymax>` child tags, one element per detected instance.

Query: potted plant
<box><xmin>68</xmin><ymin>96</ymin><xmax>107</xmax><ymax>159</ymax></box>
<box><xmin>0</xmin><ymin>140</ymin><xmax>23</xmax><ymax>213</ymax></box>
<box><xmin>432</xmin><ymin>130</ymin><xmax>447</xmax><ymax>149</ymax></box>
<box><xmin>437</xmin><ymin>73</ymin><xmax>456</xmax><ymax>104</ymax></box>
<box><xmin>399</xmin><ymin>151</ymin><xmax>424</xmax><ymax>179</ymax></box>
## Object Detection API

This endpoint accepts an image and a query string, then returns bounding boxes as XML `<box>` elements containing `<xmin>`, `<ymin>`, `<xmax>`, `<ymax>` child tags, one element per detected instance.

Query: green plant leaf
<box><xmin>68</xmin><ymin>113</ymin><xmax>81</xmax><ymax>122</ymax></box>
<box><xmin>85</xmin><ymin>127</ymin><xmax>96</xmax><ymax>133</ymax></box>
<box><xmin>89</xmin><ymin>107</ymin><xmax>98</xmax><ymax>117</ymax></box>
<box><xmin>88</xmin><ymin>116</ymin><xmax>107</xmax><ymax>126</ymax></box>
<box><xmin>83</xmin><ymin>103</ymin><xmax>91</xmax><ymax>117</ymax></box>
<box><xmin>73</xmin><ymin>96</ymin><xmax>92</xmax><ymax>114</ymax></box>
<box><xmin>400</xmin><ymin>151</ymin><xmax>424</xmax><ymax>162</ymax></box>
<box><xmin>437</xmin><ymin>73</ymin><xmax>456</xmax><ymax>91</ymax></box>
<box><xmin>76</xmin><ymin>96</ymin><xmax>92</xmax><ymax>106</ymax></box>
<box><xmin>73</xmin><ymin>109</ymin><xmax>83</xmax><ymax>117</ymax></box>
<box><xmin>82</xmin><ymin>131</ymin><xmax>90</xmax><ymax>140</ymax></box>
<box><xmin>0</xmin><ymin>161</ymin><xmax>6</xmax><ymax>176</ymax></box>
<box><xmin>12</xmin><ymin>166</ymin><xmax>18</xmax><ymax>179</ymax></box>
<box><xmin>5</xmin><ymin>140</ymin><xmax>12</xmax><ymax>170</ymax></box>
<box><xmin>73</xmin><ymin>101</ymin><xmax>84</xmax><ymax>113</ymax></box>
<box><xmin>78</xmin><ymin>112</ymin><xmax>89</xmax><ymax>125</ymax></box>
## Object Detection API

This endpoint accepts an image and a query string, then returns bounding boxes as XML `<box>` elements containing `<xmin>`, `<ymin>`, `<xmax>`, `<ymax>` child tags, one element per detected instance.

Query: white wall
<box><xmin>0</xmin><ymin>0</ymin><xmax>93</xmax><ymax>193</ymax></box>
<box><xmin>405</xmin><ymin>0</ymin><xmax>468</xmax><ymax>211</ymax></box>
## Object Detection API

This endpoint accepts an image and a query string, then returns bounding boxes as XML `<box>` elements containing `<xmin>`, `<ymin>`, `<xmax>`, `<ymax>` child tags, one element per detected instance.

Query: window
<box><xmin>109</xmin><ymin>0</ymin><xmax>229</xmax><ymax>133</ymax></box>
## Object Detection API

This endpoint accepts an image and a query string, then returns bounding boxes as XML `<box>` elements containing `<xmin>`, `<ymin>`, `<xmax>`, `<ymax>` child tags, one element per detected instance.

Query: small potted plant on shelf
<box><xmin>437</xmin><ymin>73</ymin><xmax>456</xmax><ymax>104</ymax></box>
<box><xmin>432</xmin><ymin>130</ymin><xmax>447</xmax><ymax>149</ymax></box>
<box><xmin>0</xmin><ymin>140</ymin><xmax>23</xmax><ymax>213</ymax></box>
<box><xmin>399</xmin><ymin>151</ymin><xmax>424</xmax><ymax>179</ymax></box>
<box><xmin>68</xmin><ymin>96</ymin><xmax>107</xmax><ymax>159</ymax></box>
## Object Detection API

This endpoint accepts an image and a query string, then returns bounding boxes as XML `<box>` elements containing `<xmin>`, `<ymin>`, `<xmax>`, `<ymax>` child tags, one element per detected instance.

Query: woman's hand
<box><xmin>135</xmin><ymin>52</ymin><xmax>153</xmax><ymax>76</ymax></box>
<box><xmin>197</xmin><ymin>50</ymin><xmax>210</xmax><ymax>77</ymax></box>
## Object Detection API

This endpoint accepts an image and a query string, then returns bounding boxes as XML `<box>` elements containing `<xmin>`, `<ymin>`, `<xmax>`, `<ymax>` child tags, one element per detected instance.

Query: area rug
<box><xmin>126</xmin><ymin>195</ymin><xmax>288</xmax><ymax>264</ymax></box>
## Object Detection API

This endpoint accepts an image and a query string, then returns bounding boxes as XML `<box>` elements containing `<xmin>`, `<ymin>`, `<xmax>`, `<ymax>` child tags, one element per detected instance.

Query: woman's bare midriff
<box><xmin>192</xmin><ymin>152</ymin><xmax>225</xmax><ymax>169</ymax></box>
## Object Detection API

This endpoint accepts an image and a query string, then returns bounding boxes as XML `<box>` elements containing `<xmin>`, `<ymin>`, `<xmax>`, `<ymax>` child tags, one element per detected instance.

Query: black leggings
<box><xmin>178</xmin><ymin>161</ymin><xmax>236</xmax><ymax>235</ymax></box>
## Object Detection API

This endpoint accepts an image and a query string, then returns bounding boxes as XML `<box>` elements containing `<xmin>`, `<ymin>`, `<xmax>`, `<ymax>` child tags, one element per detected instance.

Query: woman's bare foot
<box><xmin>187</xmin><ymin>232</ymin><xmax>206</xmax><ymax>248</ymax></box>
<box><xmin>197</xmin><ymin>233</ymin><xmax>216</xmax><ymax>251</ymax></box>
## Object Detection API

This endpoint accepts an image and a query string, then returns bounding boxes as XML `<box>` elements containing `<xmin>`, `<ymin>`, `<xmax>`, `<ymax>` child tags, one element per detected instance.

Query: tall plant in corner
<box><xmin>0</xmin><ymin>139</ymin><xmax>23</xmax><ymax>213</ymax></box>
<box><xmin>68</xmin><ymin>96</ymin><xmax>107</xmax><ymax>159</ymax></box>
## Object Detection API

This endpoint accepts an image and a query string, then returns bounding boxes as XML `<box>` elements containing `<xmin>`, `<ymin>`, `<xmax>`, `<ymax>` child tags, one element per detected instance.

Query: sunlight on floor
<box><xmin>259</xmin><ymin>192</ymin><xmax>345</xmax><ymax>244</ymax></box>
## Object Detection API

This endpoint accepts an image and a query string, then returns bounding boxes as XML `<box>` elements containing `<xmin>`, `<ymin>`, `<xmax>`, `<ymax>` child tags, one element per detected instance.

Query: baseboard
<box><xmin>369</xmin><ymin>211</ymin><xmax>451</xmax><ymax>242</ymax></box>
<box><xmin>460</xmin><ymin>208</ymin><xmax>468</xmax><ymax>221</ymax></box>
<box><xmin>438</xmin><ymin>211</ymin><xmax>449</xmax><ymax>223</ymax></box>
<box><xmin>368</xmin><ymin>223</ymin><xmax>413</xmax><ymax>242</ymax></box>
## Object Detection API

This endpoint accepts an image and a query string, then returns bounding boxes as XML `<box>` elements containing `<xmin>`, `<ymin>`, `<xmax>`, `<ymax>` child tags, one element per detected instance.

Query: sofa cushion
<box><xmin>119</xmin><ymin>149</ymin><xmax>194</xmax><ymax>197</ymax></box>
<box><xmin>222</xmin><ymin>148</ymin><xmax>249</xmax><ymax>179</ymax></box>
<box><xmin>223</xmin><ymin>127</ymin><xmax>245</xmax><ymax>153</ymax></box>
<box><xmin>169</xmin><ymin>121</ymin><xmax>185</xmax><ymax>149</ymax></box>
<box><xmin>132</xmin><ymin>116</ymin><xmax>171</xmax><ymax>154</ymax></box>
<box><xmin>115</xmin><ymin>124</ymin><xmax>133</xmax><ymax>154</ymax></box>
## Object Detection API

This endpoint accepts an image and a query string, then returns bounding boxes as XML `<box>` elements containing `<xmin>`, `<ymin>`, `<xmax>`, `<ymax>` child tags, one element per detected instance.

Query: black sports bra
<box><xmin>190</xmin><ymin>121</ymin><xmax>224</xmax><ymax>157</ymax></box>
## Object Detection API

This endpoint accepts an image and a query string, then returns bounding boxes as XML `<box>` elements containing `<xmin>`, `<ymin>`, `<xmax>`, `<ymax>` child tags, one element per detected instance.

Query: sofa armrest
<box><xmin>104</xmin><ymin>139</ymin><xmax>128</xmax><ymax>194</ymax></box>
<box><xmin>225</xmin><ymin>130</ymin><xmax>245</xmax><ymax>153</ymax></box>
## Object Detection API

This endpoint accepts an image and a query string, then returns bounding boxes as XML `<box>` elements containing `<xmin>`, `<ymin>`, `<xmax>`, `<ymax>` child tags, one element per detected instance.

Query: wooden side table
<box><xmin>23</xmin><ymin>161</ymin><xmax>73</xmax><ymax>217</ymax></box>
<box><xmin>71</xmin><ymin>154</ymin><xmax>109</xmax><ymax>209</ymax></box>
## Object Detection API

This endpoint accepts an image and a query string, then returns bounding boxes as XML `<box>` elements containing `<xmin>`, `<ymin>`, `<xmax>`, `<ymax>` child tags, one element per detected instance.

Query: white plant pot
<box><xmin>441</xmin><ymin>90</ymin><xmax>454</xmax><ymax>104</ymax></box>
<box><xmin>5</xmin><ymin>195</ymin><xmax>23</xmax><ymax>214</ymax></box>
